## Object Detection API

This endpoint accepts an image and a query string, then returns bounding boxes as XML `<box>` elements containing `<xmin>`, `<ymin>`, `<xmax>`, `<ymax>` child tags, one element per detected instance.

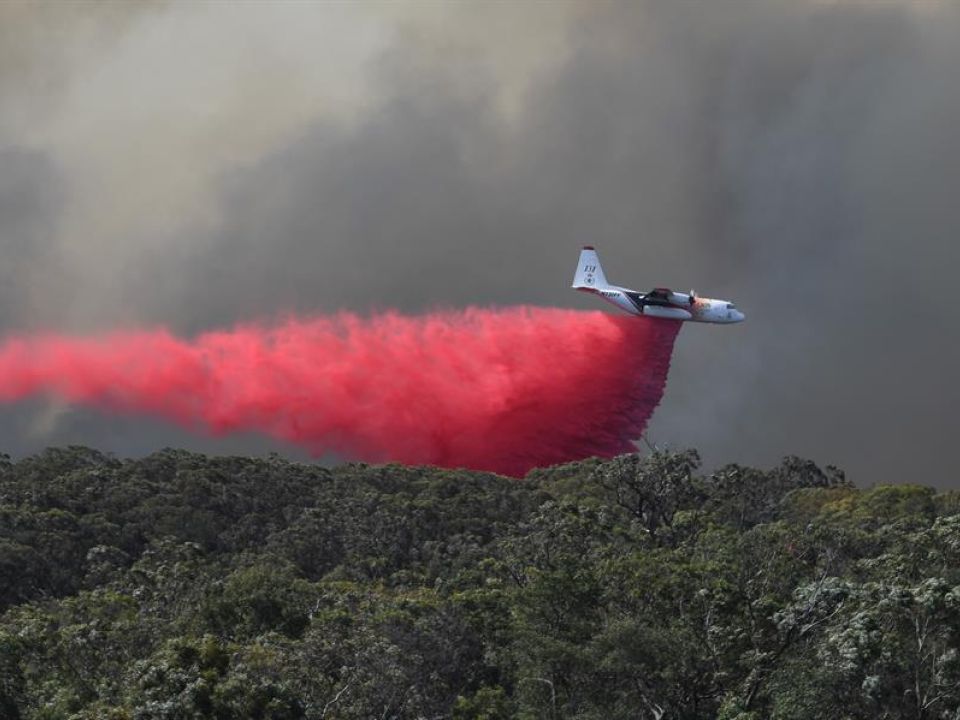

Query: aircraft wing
<box><xmin>645</xmin><ymin>287</ymin><xmax>672</xmax><ymax>301</ymax></box>
<box><xmin>642</xmin><ymin>287</ymin><xmax>695</xmax><ymax>307</ymax></box>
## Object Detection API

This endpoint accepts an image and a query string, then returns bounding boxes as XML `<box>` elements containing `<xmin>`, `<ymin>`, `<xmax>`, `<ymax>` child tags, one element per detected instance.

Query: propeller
<box><xmin>689</xmin><ymin>289</ymin><xmax>697</xmax><ymax>305</ymax></box>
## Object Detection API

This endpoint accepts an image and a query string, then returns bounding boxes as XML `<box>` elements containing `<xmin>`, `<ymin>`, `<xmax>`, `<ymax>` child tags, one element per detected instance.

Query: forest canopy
<box><xmin>1</xmin><ymin>446</ymin><xmax>958</xmax><ymax>719</ymax></box>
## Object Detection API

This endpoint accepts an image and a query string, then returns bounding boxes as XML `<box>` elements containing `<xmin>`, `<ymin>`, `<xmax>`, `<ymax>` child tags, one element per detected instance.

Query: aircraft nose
<box><xmin>734</xmin><ymin>310</ymin><xmax>745</xmax><ymax>322</ymax></box>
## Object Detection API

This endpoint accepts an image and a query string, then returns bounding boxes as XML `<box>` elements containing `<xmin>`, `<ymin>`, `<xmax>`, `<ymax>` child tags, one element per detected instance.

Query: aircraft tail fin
<box><xmin>572</xmin><ymin>246</ymin><xmax>609</xmax><ymax>290</ymax></box>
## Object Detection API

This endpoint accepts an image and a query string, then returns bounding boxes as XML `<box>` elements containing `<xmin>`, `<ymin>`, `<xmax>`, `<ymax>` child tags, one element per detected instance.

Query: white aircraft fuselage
<box><xmin>572</xmin><ymin>247</ymin><xmax>745</xmax><ymax>324</ymax></box>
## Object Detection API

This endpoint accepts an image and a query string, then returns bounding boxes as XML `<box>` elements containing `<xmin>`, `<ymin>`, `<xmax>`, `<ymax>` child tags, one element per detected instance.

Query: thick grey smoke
<box><xmin>0</xmin><ymin>0</ymin><xmax>957</xmax><ymax>485</ymax></box>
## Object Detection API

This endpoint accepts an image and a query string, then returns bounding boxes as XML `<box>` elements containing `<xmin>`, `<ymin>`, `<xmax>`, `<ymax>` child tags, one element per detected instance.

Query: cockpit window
<box><xmin>726</xmin><ymin>303</ymin><xmax>736</xmax><ymax>309</ymax></box>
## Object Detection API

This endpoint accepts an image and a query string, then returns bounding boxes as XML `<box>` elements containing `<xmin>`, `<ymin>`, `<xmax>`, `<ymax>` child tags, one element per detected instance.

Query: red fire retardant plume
<box><xmin>0</xmin><ymin>307</ymin><xmax>680</xmax><ymax>476</ymax></box>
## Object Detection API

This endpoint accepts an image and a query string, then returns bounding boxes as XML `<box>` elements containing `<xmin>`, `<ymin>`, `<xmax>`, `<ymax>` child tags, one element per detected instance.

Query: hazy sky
<box><xmin>0</xmin><ymin>0</ymin><xmax>957</xmax><ymax>486</ymax></box>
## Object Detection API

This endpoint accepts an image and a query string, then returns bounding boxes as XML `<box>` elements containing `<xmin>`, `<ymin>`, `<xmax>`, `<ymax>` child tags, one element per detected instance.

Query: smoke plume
<box><xmin>3</xmin><ymin>1</ymin><xmax>958</xmax><ymax>484</ymax></box>
<box><xmin>0</xmin><ymin>308</ymin><xmax>680</xmax><ymax>476</ymax></box>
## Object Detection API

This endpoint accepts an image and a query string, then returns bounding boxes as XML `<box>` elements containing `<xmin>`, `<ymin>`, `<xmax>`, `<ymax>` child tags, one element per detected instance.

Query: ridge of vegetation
<box><xmin>1</xmin><ymin>446</ymin><xmax>958</xmax><ymax>719</ymax></box>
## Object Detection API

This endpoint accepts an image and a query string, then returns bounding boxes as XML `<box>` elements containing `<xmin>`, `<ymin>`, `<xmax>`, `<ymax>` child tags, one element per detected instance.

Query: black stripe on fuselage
<box><xmin>624</xmin><ymin>291</ymin><xmax>646</xmax><ymax>312</ymax></box>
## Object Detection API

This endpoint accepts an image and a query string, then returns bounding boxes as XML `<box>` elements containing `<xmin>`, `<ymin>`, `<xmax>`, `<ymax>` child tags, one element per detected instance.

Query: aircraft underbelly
<box><xmin>642</xmin><ymin>306</ymin><xmax>692</xmax><ymax>321</ymax></box>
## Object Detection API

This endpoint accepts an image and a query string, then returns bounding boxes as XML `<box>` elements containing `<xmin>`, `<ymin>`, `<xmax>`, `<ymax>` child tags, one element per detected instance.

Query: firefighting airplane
<box><xmin>572</xmin><ymin>246</ymin><xmax>745</xmax><ymax>323</ymax></box>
